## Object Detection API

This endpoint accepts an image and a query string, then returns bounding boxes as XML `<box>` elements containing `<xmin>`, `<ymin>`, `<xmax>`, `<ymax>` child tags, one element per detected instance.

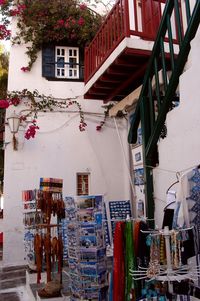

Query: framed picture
<box><xmin>135</xmin><ymin>152</ymin><xmax>142</xmax><ymax>162</ymax></box>
<box><xmin>134</xmin><ymin>168</ymin><xmax>144</xmax><ymax>185</ymax></box>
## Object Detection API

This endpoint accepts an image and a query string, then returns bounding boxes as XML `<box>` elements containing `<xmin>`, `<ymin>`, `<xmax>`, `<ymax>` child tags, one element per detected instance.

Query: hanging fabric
<box><xmin>113</xmin><ymin>221</ymin><xmax>125</xmax><ymax>301</ymax></box>
<box><xmin>137</xmin><ymin>221</ymin><xmax>150</xmax><ymax>267</ymax></box>
<box><xmin>172</xmin><ymin>166</ymin><xmax>200</xmax><ymax>230</ymax></box>
<box><xmin>125</xmin><ymin>220</ymin><xmax>135</xmax><ymax>301</ymax></box>
<box><xmin>34</xmin><ymin>233</ymin><xmax>43</xmax><ymax>283</ymax></box>
<box><xmin>172</xmin><ymin>166</ymin><xmax>200</xmax><ymax>255</ymax></box>
<box><xmin>172</xmin><ymin>171</ymin><xmax>190</xmax><ymax>228</ymax></box>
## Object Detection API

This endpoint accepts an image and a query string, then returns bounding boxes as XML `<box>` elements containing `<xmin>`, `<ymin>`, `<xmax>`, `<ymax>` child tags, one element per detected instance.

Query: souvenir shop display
<box><xmin>112</xmin><ymin>216</ymin><xmax>200</xmax><ymax>301</ymax></box>
<box><xmin>65</xmin><ymin>195</ymin><xmax>108</xmax><ymax>301</ymax></box>
<box><xmin>22</xmin><ymin>178</ymin><xmax>65</xmax><ymax>297</ymax></box>
<box><xmin>103</xmin><ymin>202</ymin><xmax>111</xmax><ymax>246</ymax></box>
<box><xmin>130</xmin><ymin>226</ymin><xmax>200</xmax><ymax>282</ymax></box>
<box><xmin>23</xmin><ymin>189</ymin><xmax>41</xmax><ymax>271</ymax></box>
<box><xmin>104</xmin><ymin>199</ymin><xmax>132</xmax><ymax>243</ymax></box>
<box><xmin>40</xmin><ymin>177</ymin><xmax>63</xmax><ymax>193</ymax></box>
<box><xmin>111</xmin><ymin>166</ymin><xmax>200</xmax><ymax>301</ymax></box>
<box><xmin>59</xmin><ymin>217</ymin><xmax>68</xmax><ymax>262</ymax></box>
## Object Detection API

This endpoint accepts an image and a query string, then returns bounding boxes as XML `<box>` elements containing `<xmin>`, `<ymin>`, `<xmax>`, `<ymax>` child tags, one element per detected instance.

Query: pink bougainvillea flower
<box><xmin>80</xmin><ymin>3</ymin><xmax>87</xmax><ymax>10</ymax></box>
<box><xmin>96</xmin><ymin>125</ymin><xmax>102</xmax><ymax>131</ymax></box>
<box><xmin>57</xmin><ymin>19</ymin><xmax>65</xmax><ymax>26</ymax></box>
<box><xmin>25</xmin><ymin>124</ymin><xmax>39</xmax><ymax>140</ymax></box>
<box><xmin>20</xmin><ymin>115</ymin><xmax>27</xmax><ymax>122</ymax></box>
<box><xmin>9</xmin><ymin>97</ymin><xmax>21</xmax><ymax>106</ymax></box>
<box><xmin>17</xmin><ymin>4</ymin><xmax>26</xmax><ymax>10</ymax></box>
<box><xmin>71</xmin><ymin>19</ymin><xmax>76</xmax><ymax>25</ymax></box>
<box><xmin>0</xmin><ymin>0</ymin><xmax>6</xmax><ymax>5</ymax></box>
<box><xmin>79</xmin><ymin>121</ymin><xmax>87</xmax><ymax>132</ymax></box>
<box><xmin>65</xmin><ymin>22</ymin><xmax>70</xmax><ymax>28</ymax></box>
<box><xmin>21</xmin><ymin>66</ymin><xmax>30</xmax><ymax>72</ymax></box>
<box><xmin>0</xmin><ymin>99</ymin><xmax>10</xmax><ymax>109</ymax></box>
<box><xmin>10</xmin><ymin>9</ymin><xmax>21</xmax><ymax>16</ymax></box>
<box><xmin>9</xmin><ymin>4</ymin><xmax>26</xmax><ymax>16</ymax></box>
<box><xmin>0</xmin><ymin>25</ymin><xmax>11</xmax><ymax>40</ymax></box>
<box><xmin>78</xmin><ymin>17</ymin><xmax>85</xmax><ymax>26</ymax></box>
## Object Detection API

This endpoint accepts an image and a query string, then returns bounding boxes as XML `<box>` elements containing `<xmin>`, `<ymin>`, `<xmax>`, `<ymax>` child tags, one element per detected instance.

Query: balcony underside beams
<box><xmin>84</xmin><ymin>47</ymin><xmax>152</xmax><ymax>102</ymax></box>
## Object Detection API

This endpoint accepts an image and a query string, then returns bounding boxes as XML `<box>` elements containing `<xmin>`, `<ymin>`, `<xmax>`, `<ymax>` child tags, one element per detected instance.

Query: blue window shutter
<box><xmin>79</xmin><ymin>50</ymin><xmax>84</xmax><ymax>80</ymax></box>
<box><xmin>42</xmin><ymin>45</ymin><xmax>55</xmax><ymax>78</ymax></box>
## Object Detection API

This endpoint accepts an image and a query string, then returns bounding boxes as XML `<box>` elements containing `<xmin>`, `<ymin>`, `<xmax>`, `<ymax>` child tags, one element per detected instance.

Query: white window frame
<box><xmin>55</xmin><ymin>46</ymin><xmax>79</xmax><ymax>79</ymax></box>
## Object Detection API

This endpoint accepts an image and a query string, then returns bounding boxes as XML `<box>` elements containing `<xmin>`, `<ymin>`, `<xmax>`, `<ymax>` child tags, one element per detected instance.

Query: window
<box><xmin>77</xmin><ymin>173</ymin><xmax>89</xmax><ymax>196</ymax></box>
<box><xmin>42</xmin><ymin>45</ymin><xmax>84</xmax><ymax>81</ymax></box>
<box><xmin>55</xmin><ymin>47</ymin><xmax>79</xmax><ymax>79</ymax></box>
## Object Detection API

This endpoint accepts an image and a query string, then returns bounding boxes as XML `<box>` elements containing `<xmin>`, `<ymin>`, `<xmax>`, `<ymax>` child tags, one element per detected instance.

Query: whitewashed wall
<box><xmin>153</xmin><ymin>27</ymin><xmax>200</xmax><ymax>228</ymax></box>
<box><xmin>2</xmin><ymin>26</ymin><xmax>132</xmax><ymax>267</ymax></box>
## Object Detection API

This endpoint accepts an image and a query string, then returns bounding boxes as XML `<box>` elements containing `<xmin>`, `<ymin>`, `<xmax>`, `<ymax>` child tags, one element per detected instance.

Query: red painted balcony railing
<box><xmin>84</xmin><ymin>0</ymin><xmax>184</xmax><ymax>84</ymax></box>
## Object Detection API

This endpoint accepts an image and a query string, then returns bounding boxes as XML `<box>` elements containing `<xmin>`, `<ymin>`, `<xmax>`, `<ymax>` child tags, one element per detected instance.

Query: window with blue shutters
<box><xmin>42</xmin><ymin>45</ymin><xmax>55</xmax><ymax>78</ymax></box>
<box><xmin>42</xmin><ymin>45</ymin><xmax>84</xmax><ymax>81</ymax></box>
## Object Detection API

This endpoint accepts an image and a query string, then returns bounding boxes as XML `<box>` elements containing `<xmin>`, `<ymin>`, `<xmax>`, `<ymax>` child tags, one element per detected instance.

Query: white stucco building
<box><xmin>1</xmin><ymin>0</ymin><xmax>199</xmax><ymax>268</ymax></box>
<box><xmin>1</xmin><ymin>19</ymin><xmax>133</xmax><ymax>267</ymax></box>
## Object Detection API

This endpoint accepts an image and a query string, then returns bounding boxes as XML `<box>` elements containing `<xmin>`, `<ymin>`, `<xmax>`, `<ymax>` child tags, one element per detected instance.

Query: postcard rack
<box><xmin>65</xmin><ymin>195</ymin><xmax>108</xmax><ymax>301</ymax></box>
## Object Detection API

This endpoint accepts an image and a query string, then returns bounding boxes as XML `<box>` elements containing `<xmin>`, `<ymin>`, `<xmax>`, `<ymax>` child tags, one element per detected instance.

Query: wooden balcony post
<box><xmin>123</xmin><ymin>0</ymin><xmax>131</xmax><ymax>36</ymax></box>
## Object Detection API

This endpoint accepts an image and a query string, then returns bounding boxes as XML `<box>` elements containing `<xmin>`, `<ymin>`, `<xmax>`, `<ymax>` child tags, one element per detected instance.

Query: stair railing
<box><xmin>128</xmin><ymin>0</ymin><xmax>200</xmax><ymax>223</ymax></box>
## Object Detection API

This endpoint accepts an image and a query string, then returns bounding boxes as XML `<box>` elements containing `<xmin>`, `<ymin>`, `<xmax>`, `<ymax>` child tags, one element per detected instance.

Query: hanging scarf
<box><xmin>133</xmin><ymin>220</ymin><xmax>141</xmax><ymax>258</ymax></box>
<box><xmin>113</xmin><ymin>221</ymin><xmax>125</xmax><ymax>301</ymax></box>
<box><xmin>125</xmin><ymin>220</ymin><xmax>135</xmax><ymax>301</ymax></box>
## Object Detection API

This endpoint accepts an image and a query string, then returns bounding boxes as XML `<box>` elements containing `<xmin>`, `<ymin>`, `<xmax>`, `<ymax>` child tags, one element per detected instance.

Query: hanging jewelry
<box><xmin>147</xmin><ymin>234</ymin><xmax>160</xmax><ymax>278</ymax></box>
<box><xmin>160</xmin><ymin>234</ymin><xmax>166</xmax><ymax>265</ymax></box>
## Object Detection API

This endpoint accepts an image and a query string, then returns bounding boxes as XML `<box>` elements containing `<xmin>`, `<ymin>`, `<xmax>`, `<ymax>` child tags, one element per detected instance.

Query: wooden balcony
<box><xmin>84</xmin><ymin>0</ymin><xmax>183</xmax><ymax>102</ymax></box>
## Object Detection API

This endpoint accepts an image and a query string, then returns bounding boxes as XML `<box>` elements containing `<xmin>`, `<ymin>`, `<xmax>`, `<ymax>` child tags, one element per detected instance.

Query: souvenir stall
<box><xmin>112</xmin><ymin>166</ymin><xmax>200</xmax><ymax>301</ymax></box>
<box><xmin>23</xmin><ymin>178</ymin><xmax>65</xmax><ymax>300</ymax></box>
<box><xmin>103</xmin><ymin>199</ymin><xmax>133</xmax><ymax>300</ymax></box>
<box><xmin>104</xmin><ymin>199</ymin><xmax>132</xmax><ymax>243</ymax></box>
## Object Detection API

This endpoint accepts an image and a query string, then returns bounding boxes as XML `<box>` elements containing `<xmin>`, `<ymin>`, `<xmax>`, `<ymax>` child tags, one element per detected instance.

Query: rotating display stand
<box><xmin>65</xmin><ymin>195</ymin><xmax>108</xmax><ymax>301</ymax></box>
<box><xmin>130</xmin><ymin>226</ymin><xmax>200</xmax><ymax>294</ymax></box>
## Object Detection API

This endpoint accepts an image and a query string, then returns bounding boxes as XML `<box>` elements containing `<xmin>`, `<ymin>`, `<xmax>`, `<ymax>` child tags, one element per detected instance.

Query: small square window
<box><xmin>77</xmin><ymin>174</ymin><xmax>89</xmax><ymax>195</ymax></box>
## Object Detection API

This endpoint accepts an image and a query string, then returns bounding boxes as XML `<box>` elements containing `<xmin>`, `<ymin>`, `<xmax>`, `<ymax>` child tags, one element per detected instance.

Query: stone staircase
<box><xmin>0</xmin><ymin>265</ymin><xmax>27</xmax><ymax>301</ymax></box>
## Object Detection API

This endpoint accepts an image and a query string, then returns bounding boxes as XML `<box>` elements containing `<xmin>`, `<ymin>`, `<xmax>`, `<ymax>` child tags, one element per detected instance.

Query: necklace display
<box><xmin>130</xmin><ymin>226</ymin><xmax>200</xmax><ymax>283</ymax></box>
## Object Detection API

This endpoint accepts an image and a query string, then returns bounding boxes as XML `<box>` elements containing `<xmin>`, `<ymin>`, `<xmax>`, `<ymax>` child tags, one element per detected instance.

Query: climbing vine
<box><xmin>0</xmin><ymin>89</ymin><xmax>121</xmax><ymax>140</ymax></box>
<box><xmin>0</xmin><ymin>89</ymin><xmax>88</xmax><ymax>139</ymax></box>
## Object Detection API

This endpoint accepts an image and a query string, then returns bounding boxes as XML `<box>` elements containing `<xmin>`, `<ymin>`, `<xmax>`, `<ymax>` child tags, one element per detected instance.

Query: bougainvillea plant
<box><xmin>0</xmin><ymin>0</ymin><xmax>102</xmax><ymax>69</ymax></box>
<box><xmin>0</xmin><ymin>89</ymin><xmax>89</xmax><ymax>139</ymax></box>
<box><xmin>0</xmin><ymin>0</ymin><xmax>121</xmax><ymax>141</ymax></box>
<box><xmin>0</xmin><ymin>90</ymin><xmax>121</xmax><ymax>139</ymax></box>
